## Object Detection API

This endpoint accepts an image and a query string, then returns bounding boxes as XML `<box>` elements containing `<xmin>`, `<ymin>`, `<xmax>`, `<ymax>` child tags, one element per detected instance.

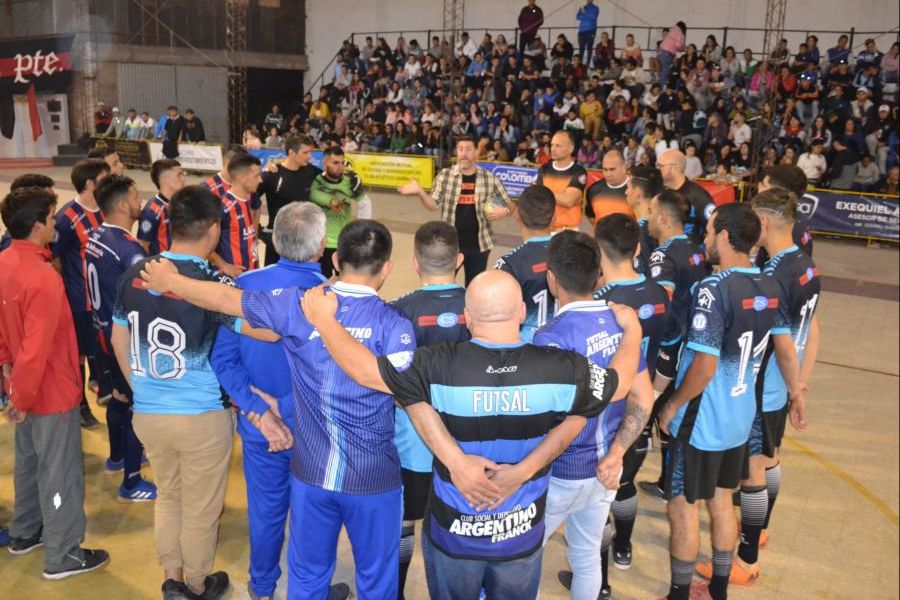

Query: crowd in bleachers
<box><xmin>251</xmin><ymin>17</ymin><xmax>899</xmax><ymax>194</ymax></box>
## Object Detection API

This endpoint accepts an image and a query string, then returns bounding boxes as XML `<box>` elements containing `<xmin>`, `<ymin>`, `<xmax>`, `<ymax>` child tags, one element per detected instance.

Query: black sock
<box><xmin>122</xmin><ymin>406</ymin><xmax>143</xmax><ymax>490</ymax></box>
<box><xmin>710</xmin><ymin>548</ymin><xmax>732</xmax><ymax>600</ymax></box>
<box><xmin>668</xmin><ymin>556</ymin><xmax>695</xmax><ymax>600</ymax></box>
<box><xmin>737</xmin><ymin>484</ymin><xmax>767</xmax><ymax>564</ymax></box>
<box><xmin>106</xmin><ymin>399</ymin><xmax>127</xmax><ymax>463</ymax></box>
<box><xmin>398</xmin><ymin>523</ymin><xmax>415</xmax><ymax>599</ymax></box>
<box><xmin>600</xmin><ymin>520</ymin><xmax>612</xmax><ymax>591</ymax></box>
<box><xmin>87</xmin><ymin>356</ymin><xmax>98</xmax><ymax>383</ymax></box>
<box><xmin>612</xmin><ymin>484</ymin><xmax>637</xmax><ymax>551</ymax></box>
<box><xmin>763</xmin><ymin>463</ymin><xmax>782</xmax><ymax>529</ymax></box>
<box><xmin>79</xmin><ymin>363</ymin><xmax>90</xmax><ymax>407</ymax></box>
<box><xmin>657</xmin><ymin>446</ymin><xmax>669</xmax><ymax>489</ymax></box>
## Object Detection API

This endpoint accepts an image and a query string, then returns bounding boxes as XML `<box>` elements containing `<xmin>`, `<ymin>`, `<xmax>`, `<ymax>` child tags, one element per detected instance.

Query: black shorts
<box><xmin>401</xmin><ymin>468</ymin><xmax>432</xmax><ymax>521</ymax></box>
<box><xmin>72</xmin><ymin>310</ymin><xmax>99</xmax><ymax>358</ymax></box>
<box><xmin>748</xmin><ymin>407</ymin><xmax>787</xmax><ymax>459</ymax></box>
<box><xmin>666</xmin><ymin>439</ymin><xmax>748</xmax><ymax>504</ymax></box>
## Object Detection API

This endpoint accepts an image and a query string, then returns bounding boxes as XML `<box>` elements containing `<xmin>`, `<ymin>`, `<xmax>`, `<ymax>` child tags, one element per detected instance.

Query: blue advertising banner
<box><xmin>248</xmin><ymin>148</ymin><xmax>323</xmax><ymax>170</ymax></box>
<box><xmin>476</xmin><ymin>162</ymin><xmax>538</xmax><ymax>198</ymax></box>
<box><xmin>800</xmin><ymin>190</ymin><xmax>899</xmax><ymax>242</ymax></box>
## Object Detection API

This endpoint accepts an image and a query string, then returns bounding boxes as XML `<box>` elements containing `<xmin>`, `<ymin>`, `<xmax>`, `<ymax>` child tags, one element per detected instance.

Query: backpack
<box><xmin>692</xmin><ymin>110</ymin><xmax>708</xmax><ymax>131</ymax></box>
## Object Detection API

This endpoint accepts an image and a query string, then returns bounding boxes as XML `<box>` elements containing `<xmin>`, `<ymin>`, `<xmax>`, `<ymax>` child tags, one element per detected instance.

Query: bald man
<box><xmin>586</xmin><ymin>148</ymin><xmax>632</xmax><ymax>224</ymax></box>
<box><xmin>537</xmin><ymin>131</ymin><xmax>588</xmax><ymax>231</ymax></box>
<box><xmin>300</xmin><ymin>269</ymin><xmax>642</xmax><ymax>600</ymax></box>
<box><xmin>657</xmin><ymin>149</ymin><xmax>715</xmax><ymax>246</ymax></box>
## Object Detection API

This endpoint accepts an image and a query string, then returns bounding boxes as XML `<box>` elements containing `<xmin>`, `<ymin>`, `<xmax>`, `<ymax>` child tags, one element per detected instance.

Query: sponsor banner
<box><xmin>345</xmin><ymin>152</ymin><xmax>434</xmax><ymax>189</ymax></box>
<box><xmin>90</xmin><ymin>137</ymin><xmax>150</xmax><ymax>168</ymax></box>
<box><xmin>146</xmin><ymin>141</ymin><xmax>223</xmax><ymax>172</ymax></box>
<box><xmin>248</xmin><ymin>148</ymin><xmax>324</xmax><ymax>170</ymax></box>
<box><xmin>476</xmin><ymin>162</ymin><xmax>538</xmax><ymax>197</ymax></box>
<box><xmin>801</xmin><ymin>190</ymin><xmax>899</xmax><ymax>242</ymax></box>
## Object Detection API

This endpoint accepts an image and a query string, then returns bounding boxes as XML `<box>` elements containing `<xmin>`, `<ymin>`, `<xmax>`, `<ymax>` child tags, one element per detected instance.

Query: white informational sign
<box><xmin>146</xmin><ymin>141</ymin><xmax>223</xmax><ymax>172</ymax></box>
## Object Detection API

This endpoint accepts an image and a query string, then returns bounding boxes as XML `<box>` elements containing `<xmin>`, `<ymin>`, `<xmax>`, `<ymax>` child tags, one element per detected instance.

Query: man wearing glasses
<box><xmin>657</xmin><ymin>150</ymin><xmax>715</xmax><ymax>246</ymax></box>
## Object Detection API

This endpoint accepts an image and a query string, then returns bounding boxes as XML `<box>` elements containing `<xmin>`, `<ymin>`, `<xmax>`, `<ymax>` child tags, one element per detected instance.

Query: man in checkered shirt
<box><xmin>398</xmin><ymin>134</ymin><xmax>514</xmax><ymax>284</ymax></box>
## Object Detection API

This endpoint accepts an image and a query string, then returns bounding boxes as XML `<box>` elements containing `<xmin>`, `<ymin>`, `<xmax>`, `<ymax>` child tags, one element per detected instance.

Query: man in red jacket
<box><xmin>0</xmin><ymin>186</ymin><xmax>109</xmax><ymax>580</ymax></box>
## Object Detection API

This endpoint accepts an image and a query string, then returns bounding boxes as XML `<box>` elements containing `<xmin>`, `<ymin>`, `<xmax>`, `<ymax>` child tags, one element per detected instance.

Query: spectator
<box><xmin>104</xmin><ymin>107</ymin><xmax>125</xmax><ymax>138</ymax></box>
<box><xmin>551</xmin><ymin>34</ymin><xmax>575</xmax><ymax>62</ymax></box>
<box><xmin>620</xmin><ymin>33</ymin><xmax>643</xmax><ymax>65</ymax></box>
<box><xmin>162</xmin><ymin>105</ymin><xmax>185</xmax><ymax>159</ymax></box>
<box><xmin>701</xmin><ymin>35</ymin><xmax>722</xmax><ymax>64</ymax></box>
<box><xmin>183</xmin><ymin>109</ymin><xmax>206</xmax><ymax>142</ymax></box>
<box><xmin>827</xmin><ymin>35</ymin><xmax>852</xmax><ymax>72</ymax></box>
<box><xmin>576</xmin><ymin>0</ymin><xmax>599</xmax><ymax>64</ymax></box>
<box><xmin>855</xmin><ymin>38</ymin><xmax>884</xmax><ymax>72</ymax></box>
<box><xmin>865</xmin><ymin>104</ymin><xmax>896</xmax><ymax>174</ymax></box>
<box><xmin>852</xmin><ymin>154</ymin><xmax>881</xmax><ymax>191</ymax></box>
<box><xmin>122</xmin><ymin>108</ymin><xmax>140</xmax><ymax>140</ymax></box>
<box><xmin>518</xmin><ymin>0</ymin><xmax>544</xmax><ymax>55</ymax></box>
<box><xmin>243</xmin><ymin>124</ymin><xmax>263</xmax><ymax>149</ymax></box>
<box><xmin>264</xmin><ymin>105</ymin><xmax>285</xmax><ymax>133</ymax></box>
<box><xmin>658</xmin><ymin>22</ymin><xmax>686</xmax><ymax>87</ymax></box>
<box><xmin>94</xmin><ymin>102</ymin><xmax>112</xmax><ymax>134</ymax></box>
<box><xmin>881</xmin><ymin>43</ymin><xmax>899</xmax><ymax>93</ymax></box>
<box><xmin>265</xmin><ymin>127</ymin><xmax>283</xmax><ymax>148</ymax></box>
<box><xmin>728</xmin><ymin>112</ymin><xmax>752</xmax><ymax>146</ymax></box>
<box><xmin>877</xmin><ymin>165</ymin><xmax>899</xmax><ymax>194</ymax></box>
<box><xmin>684</xmin><ymin>142</ymin><xmax>704</xmax><ymax>179</ymax></box>
<box><xmin>797</xmin><ymin>139</ymin><xmax>828</xmax><ymax>184</ymax></box>
<box><xmin>594</xmin><ymin>31</ymin><xmax>616</xmax><ymax>70</ymax></box>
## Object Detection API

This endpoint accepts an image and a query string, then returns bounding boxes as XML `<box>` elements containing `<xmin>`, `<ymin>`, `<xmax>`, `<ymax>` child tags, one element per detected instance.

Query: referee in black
<box><xmin>259</xmin><ymin>135</ymin><xmax>321</xmax><ymax>265</ymax></box>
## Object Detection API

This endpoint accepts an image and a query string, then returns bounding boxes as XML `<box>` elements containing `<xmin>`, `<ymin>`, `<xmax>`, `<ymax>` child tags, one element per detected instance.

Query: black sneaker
<box><xmin>80</xmin><ymin>405</ymin><xmax>101</xmax><ymax>429</ymax></box>
<box><xmin>162</xmin><ymin>579</ymin><xmax>199</xmax><ymax>600</ymax></box>
<box><xmin>8</xmin><ymin>529</ymin><xmax>42</xmax><ymax>555</ymax></box>
<box><xmin>612</xmin><ymin>545</ymin><xmax>632</xmax><ymax>569</ymax></box>
<box><xmin>557</xmin><ymin>570</ymin><xmax>573</xmax><ymax>590</ymax></box>
<box><xmin>328</xmin><ymin>582</ymin><xmax>351</xmax><ymax>600</ymax></box>
<box><xmin>599</xmin><ymin>587</ymin><xmax>612</xmax><ymax>600</ymax></box>
<box><xmin>42</xmin><ymin>548</ymin><xmax>109</xmax><ymax>580</ymax></box>
<box><xmin>732</xmin><ymin>489</ymin><xmax>741</xmax><ymax>507</ymax></box>
<box><xmin>197</xmin><ymin>571</ymin><xmax>229</xmax><ymax>600</ymax></box>
<box><xmin>637</xmin><ymin>480</ymin><xmax>667</xmax><ymax>503</ymax></box>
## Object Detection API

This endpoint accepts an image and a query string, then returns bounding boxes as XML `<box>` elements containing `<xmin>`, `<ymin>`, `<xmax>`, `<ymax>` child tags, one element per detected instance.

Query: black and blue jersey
<box><xmin>595</xmin><ymin>274</ymin><xmax>670</xmax><ymax>376</ymax></box>
<box><xmin>378</xmin><ymin>340</ymin><xmax>614</xmax><ymax>561</ymax></box>
<box><xmin>392</xmin><ymin>283</ymin><xmax>471</xmax><ymax>473</ymax></box>
<box><xmin>495</xmin><ymin>236</ymin><xmax>553</xmax><ymax>342</ymax></box>
<box><xmin>648</xmin><ymin>234</ymin><xmax>710</xmax><ymax>347</ymax></box>
<box><xmin>535</xmin><ymin>300</ymin><xmax>647</xmax><ymax>480</ymax></box>
<box><xmin>758</xmin><ymin>246</ymin><xmax>820</xmax><ymax>412</ymax></box>
<box><xmin>53</xmin><ymin>199</ymin><xmax>103</xmax><ymax>312</ymax></box>
<box><xmin>670</xmin><ymin>267</ymin><xmax>788</xmax><ymax>451</ymax></box>
<box><xmin>635</xmin><ymin>216</ymin><xmax>657</xmax><ymax>275</ymax></box>
<box><xmin>85</xmin><ymin>224</ymin><xmax>146</xmax><ymax>343</ymax></box>
<box><xmin>112</xmin><ymin>252</ymin><xmax>238</xmax><ymax>415</ymax></box>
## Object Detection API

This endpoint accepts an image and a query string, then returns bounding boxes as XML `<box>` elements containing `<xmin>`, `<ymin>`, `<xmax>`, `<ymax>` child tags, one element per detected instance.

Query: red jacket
<box><xmin>0</xmin><ymin>240</ymin><xmax>82</xmax><ymax>415</ymax></box>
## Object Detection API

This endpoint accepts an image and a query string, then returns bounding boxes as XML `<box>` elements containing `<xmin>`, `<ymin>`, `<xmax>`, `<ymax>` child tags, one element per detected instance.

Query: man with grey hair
<box><xmin>658</xmin><ymin>149</ymin><xmax>715</xmax><ymax>246</ymax></box>
<box><xmin>209</xmin><ymin>202</ymin><xmax>349</xmax><ymax>600</ymax></box>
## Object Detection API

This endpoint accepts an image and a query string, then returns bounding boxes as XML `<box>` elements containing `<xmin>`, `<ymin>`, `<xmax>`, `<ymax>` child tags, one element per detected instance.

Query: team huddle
<box><xmin>0</xmin><ymin>134</ymin><xmax>819</xmax><ymax>600</ymax></box>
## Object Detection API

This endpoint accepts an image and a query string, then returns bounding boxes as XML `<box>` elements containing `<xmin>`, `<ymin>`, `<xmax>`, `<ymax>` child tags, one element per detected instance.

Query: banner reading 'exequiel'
<box><xmin>801</xmin><ymin>189</ymin><xmax>899</xmax><ymax>242</ymax></box>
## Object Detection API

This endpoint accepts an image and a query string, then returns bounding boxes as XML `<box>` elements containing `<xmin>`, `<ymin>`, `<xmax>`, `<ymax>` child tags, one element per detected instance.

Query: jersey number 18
<box><xmin>127</xmin><ymin>311</ymin><xmax>187</xmax><ymax>380</ymax></box>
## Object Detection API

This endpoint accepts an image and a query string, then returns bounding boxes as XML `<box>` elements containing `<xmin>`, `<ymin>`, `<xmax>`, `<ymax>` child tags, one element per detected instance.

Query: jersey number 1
<box><xmin>731</xmin><ymin>330</ymin><xmax>770</xmax><ymax>397</ymax></box>
<box><xmin>127</xmin><ymin>311</ymin><xmax>187</xmax><ymax>380</ymax></box>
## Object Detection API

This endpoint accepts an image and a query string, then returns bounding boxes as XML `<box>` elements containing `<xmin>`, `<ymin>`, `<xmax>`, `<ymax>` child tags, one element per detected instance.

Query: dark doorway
<box><xmin>247</xmin><ymin>68</ymin><xmax>304</xmax><ymax>132</ymax></box>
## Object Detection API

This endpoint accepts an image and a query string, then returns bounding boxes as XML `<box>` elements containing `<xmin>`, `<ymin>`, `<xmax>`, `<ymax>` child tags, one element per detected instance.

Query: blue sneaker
<box><xmin>118</xmin><ymin>480</ymin><xmax>157</xmax><ymax>503</ymax></box>
<box><xmin>0</xmin><ymin>528</ymin><xmax>10</xmax><ymax>547</ymax></box>
<box><xmin>105</xmin><ymin>458</ymin><xmax>124</xmax><ymax>473</ymax></box>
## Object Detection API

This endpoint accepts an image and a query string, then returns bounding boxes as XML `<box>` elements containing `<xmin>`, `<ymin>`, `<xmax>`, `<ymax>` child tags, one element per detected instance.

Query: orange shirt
<box><xmin>587</xmin><ymin>178</ymin><xmax>633</xmax><ymax>224</ymax></box>
<box><xmin>537</xmin><ymin>161</ymin><xmax>587</xmax><ymax>230</ymax></box>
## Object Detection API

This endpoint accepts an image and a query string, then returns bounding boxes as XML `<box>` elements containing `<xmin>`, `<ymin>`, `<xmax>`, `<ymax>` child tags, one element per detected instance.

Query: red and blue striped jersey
<box><xmin>53</xmin><ymin>199</ymin><xmax>104</xmax><ymax>312</ymax></box>
<box><xmin>217</xmin><ymin>190</ymin><xmax>258</xmax><ymax>271</ymax></box>
<box><xmin>137</xmin><ymin>194</ymin><xmax>170</xmax><ymax>256</ymax></box>
<box><xmin>205</xmin><ymin>173</ymin><xmax>262</xmax><ymax>211</ymax></box>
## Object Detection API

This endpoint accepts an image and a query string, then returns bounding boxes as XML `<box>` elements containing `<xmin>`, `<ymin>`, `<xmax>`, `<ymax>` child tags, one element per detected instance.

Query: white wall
<box><xmin>304</xmin><ymin>0</ymin><xmax>900</xmax><ymax>89</ymax></box>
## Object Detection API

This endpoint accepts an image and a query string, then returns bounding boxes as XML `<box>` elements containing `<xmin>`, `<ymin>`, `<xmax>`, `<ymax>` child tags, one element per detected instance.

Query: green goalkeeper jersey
<box><xmin>308</xmin><ymin>171</ymin><xmax>365</xmax><ymax>248</ymax></box>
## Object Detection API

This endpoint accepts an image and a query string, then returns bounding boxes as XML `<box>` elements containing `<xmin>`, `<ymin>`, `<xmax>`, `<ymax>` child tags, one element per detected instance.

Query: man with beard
<box><xmin>656</xmin><ymin>203</ymin><xmax>800</xmax><ymax>600</ymax></box>
<box><xmin>86</xmin><ymin>175</ymin><xmax>157</xmax><ymax>502</ymax></box>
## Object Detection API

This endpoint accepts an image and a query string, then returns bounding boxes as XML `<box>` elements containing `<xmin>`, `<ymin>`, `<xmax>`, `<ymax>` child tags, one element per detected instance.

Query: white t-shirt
<box><xmin>797</xmin><ymin>152</ymin><xmax>827</xmax><ymax>181</ymax></box>
<box><xmin>730</xmin><ymin>123</ymin><xmax>752</xmax><ymax>146</ymax></box>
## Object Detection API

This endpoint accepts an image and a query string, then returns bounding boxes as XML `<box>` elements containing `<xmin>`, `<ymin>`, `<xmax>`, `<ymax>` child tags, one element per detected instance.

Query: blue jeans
<box><xmin>658</xmin><ymin>50</ymin><xmax>674</xmax><ymax>86</ymax></box>
<box><xmin>421</xmin><ymin>532</ymin><xmax>543</xmax><ymax>600</ymax></box>
<box><xmin>288</xmin><ymin>479</ymin><xmax>402</xmax><ymax>600</ymax></box>
<box><xmin>243</xmin><ymin>438</ymin><xmax>291</xmax><ymax>598</ymax></box>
